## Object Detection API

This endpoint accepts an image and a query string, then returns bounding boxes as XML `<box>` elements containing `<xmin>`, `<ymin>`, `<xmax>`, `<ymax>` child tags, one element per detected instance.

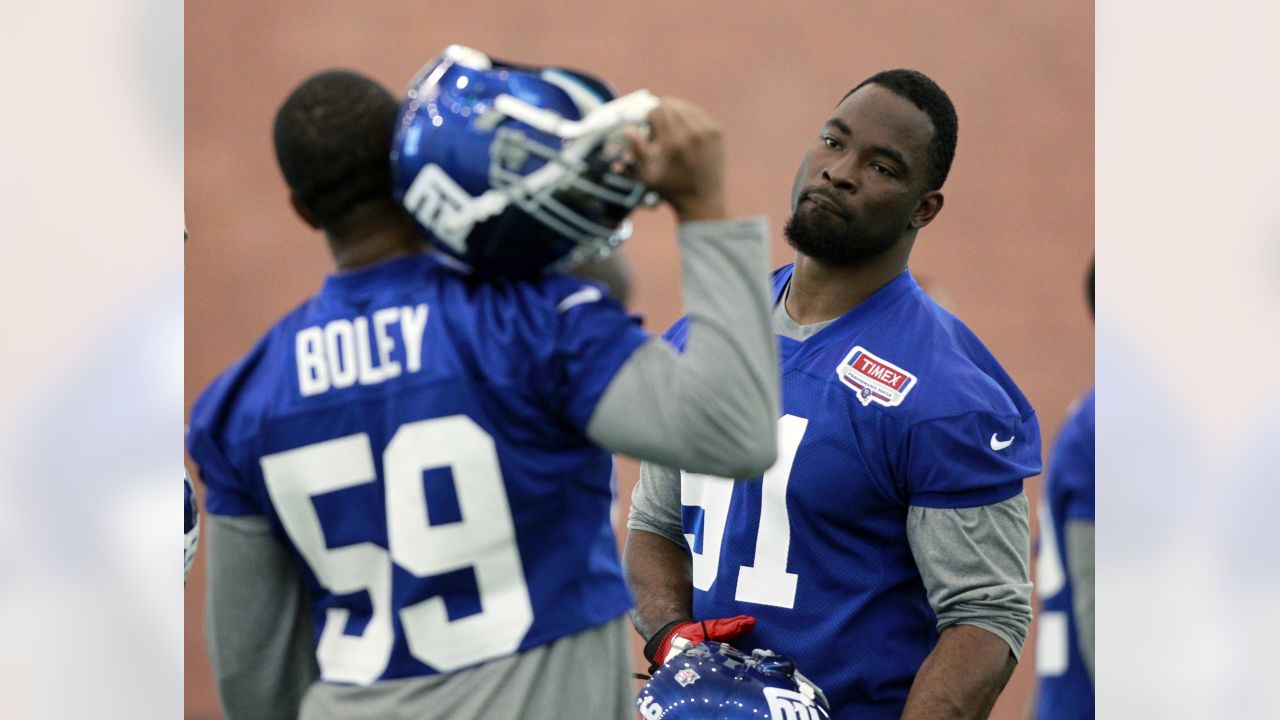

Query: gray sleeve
<box><xmin>626</xmin><ymin>460</ymin><xmax>688</xmax><ymax>547</ymax></box>
<box><xmin>586</xmin><ymin>216</ymin><xmax>779</xmax><ymax>478</ymax></box>
<box><xmin>1066</xmin><ymin>519</ymin><xmax>1095</xmax><ymax>682</ymax></box>
<box><xmin>906</xmin><ymin>493</ymin><xmax>1033</xmax><ymax>658</ymax></box>
<box><xmin>206</xmin><ymin>514</ymin><xmax>317</xmax><ymax>720</ymax></box>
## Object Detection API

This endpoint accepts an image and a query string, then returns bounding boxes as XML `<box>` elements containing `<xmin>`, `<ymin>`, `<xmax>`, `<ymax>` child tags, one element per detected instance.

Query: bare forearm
<box><xmin>622</xmin><ymin>529</ymin><xmax>693</xmax><ymax>639</ymax></box>
<box><xmin>901</xmin><ymin>625</ymin><xmax>1017</xmax><ymax>720</ymax></box>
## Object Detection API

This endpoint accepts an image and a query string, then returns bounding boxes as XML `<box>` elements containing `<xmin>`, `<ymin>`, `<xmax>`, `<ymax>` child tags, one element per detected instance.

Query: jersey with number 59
<box><xmin>187</xmin><ymin>254</ymin><xmax>648</xmax><ymax>685</ymax></box>
<box><xmin>662</xmin><ymin>267</ymin><xmax>1041</xmax><ymax>718</ymax></box>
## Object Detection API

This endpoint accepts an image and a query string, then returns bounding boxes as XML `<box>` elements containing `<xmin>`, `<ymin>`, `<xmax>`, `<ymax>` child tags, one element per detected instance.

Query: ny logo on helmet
<box><xmin>402</xmin><ymin>164</ymin><xmax>477</xmax><ymax>254</ymax></box>
<box><xmin>764</xmin><ymin>687</ymin><xmax>822</xmax><ymax>720</ymax></box>
<box><xmin>636</xmin><ymin>694</ymin><xmax>664</xmax><ymax>720</ymax></box>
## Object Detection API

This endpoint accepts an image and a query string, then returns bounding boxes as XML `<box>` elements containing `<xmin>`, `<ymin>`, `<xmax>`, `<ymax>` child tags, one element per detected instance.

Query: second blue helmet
<box><xmin>637</xmin><ymin>641</ymin><xmax>832</xmax><ymax>720</ymax></box>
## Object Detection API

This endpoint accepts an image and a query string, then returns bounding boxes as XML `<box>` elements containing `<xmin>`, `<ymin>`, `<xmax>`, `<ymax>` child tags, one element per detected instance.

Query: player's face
<box><xmin>785</xmin><ymin>84</ymin><xmax>938</xmax><ymax>266</ymax></box>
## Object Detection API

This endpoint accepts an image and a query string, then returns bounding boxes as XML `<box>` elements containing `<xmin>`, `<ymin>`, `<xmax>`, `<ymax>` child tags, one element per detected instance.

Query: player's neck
<box><xmin>787</xmin><ymin>244</ymin><xmax>911</xmax><ymax>324</ymax></box>
<box><xmin>327</xmin><ymin>211</ymin><xmax>425</xmax><ymax>273</ymax></box>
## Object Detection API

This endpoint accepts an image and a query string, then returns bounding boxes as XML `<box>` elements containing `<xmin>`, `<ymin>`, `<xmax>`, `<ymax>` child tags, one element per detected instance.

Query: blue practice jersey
<box><xmin>187</xmin><ymin>254</ymin><xmax>648</xmax><ymax>685</ymax></box>
<box><xmin>665</xmin><ymin>267</ymin><xmax>1041</xmax><ymax>719</ymax></box>
<box><xmin>1035</xmin><ymin>389</ymin><xmax>1095</xmax><ymax>719</ymax></box>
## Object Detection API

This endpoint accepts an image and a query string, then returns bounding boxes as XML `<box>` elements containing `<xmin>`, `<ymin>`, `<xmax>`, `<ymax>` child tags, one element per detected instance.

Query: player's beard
<box><xmin>783</xmin><ymin>202</ymin><xmax>902</xmax><ymax>267</ymax></box>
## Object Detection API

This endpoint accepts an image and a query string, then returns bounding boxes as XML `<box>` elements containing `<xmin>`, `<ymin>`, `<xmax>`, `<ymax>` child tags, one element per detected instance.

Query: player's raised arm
<box><xmin>585</xmin><ymin>97</ymin><xmax>779</xmax><ymax>478</ymax></box>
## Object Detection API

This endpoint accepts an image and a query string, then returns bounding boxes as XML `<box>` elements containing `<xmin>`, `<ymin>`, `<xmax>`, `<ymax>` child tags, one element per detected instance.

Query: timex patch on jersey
<box><xmin>835</xmin><ymin>346</ymin><xmax>917</xmax><ymax>408</ymax></box>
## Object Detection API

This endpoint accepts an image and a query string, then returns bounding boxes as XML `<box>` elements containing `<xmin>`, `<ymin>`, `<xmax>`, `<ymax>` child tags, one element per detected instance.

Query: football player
<box><xmin>187</xmin><ymin>46</ymin><xmax>779</xmax><ymax>720</ymax></box>
<box><xmin>1031</xmin><ymin>262</ymin><xmax>1094</xmax><ymax>719</ymax></box>
<box><xmin>625</xmin><ymin>70</ymin><xmax>1042</xmax><ymax>719</ymax></box>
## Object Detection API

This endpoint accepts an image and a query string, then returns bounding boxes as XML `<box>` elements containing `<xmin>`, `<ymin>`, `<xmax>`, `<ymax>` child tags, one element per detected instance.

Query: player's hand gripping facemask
<box><xmin>391</xmin><ymin>44</ymin><xmax>658</xmax><ymax>279</ymax></box>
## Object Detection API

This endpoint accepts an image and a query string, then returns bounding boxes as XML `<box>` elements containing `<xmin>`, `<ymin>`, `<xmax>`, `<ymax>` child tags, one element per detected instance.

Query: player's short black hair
<box><xmin>845</xmin><ymin>70</ymin><xmax>958</xmax><ymax>190</ymax></box>
<box><xmin>273</xmin><ymin>70</ymin><xmax>399</xmax><ymax>228</ymax></box>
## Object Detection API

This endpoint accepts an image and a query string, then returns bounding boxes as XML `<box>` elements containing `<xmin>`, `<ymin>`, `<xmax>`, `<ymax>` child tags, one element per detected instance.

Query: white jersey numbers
<box><xmin>261</xmin><ymin>434</ymin><xmax>394</xmax><ymax>684</ymax></box>
<box><xmin>681</xmin><ymin>471</ymin><xmax>734</xmax><ymax>593</ymax></box>
<box><xmin>1035</xmin><ymin>499</ymin><xmax>1069</xmax><ymax>676</ymax></box>
<box><xmin>385</xmin><ymin>416</ymin><xmax>532</xmax><ymax>672</ymax></box>
<box><xmin>736</xmin><ymin>415</ymin><xmax>807</xmax><ymax>607</ymax></box>
<box><xmin>681</xmin><ymin>414</ymin><xmax>809</xmax><ymax>610</ymax></box>
<box><xmin>261</xmin><ymin>416</ymin><xmax>533</xmax><ymax>684</ymax></box>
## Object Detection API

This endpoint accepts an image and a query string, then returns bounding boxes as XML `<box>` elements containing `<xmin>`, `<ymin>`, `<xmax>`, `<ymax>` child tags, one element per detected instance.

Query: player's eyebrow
<box><xmin>825</xmin><ymin>118</ymin><xmax>912</xmax><ymax>174</ymax></box>
<box><xmin>869</xmin><ymin>144</ymin><xmax>911</xmax><ymax>174</ymax></box>
<box><xmin>826</xmin><ymin>118</ymin><xmax>852</xmax><ymax>136</ymax></box>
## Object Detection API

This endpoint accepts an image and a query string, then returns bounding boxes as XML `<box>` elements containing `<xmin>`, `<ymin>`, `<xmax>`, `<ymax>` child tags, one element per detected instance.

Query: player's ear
<box><xmin>909</xmin><ymin>190</ymin><xmax>943</xmax><ymax>230</ymax></box>
<box><xmin>290</xmin><ymin>194</ymin><xmax>321</xmax><ymax>229</ymax></box>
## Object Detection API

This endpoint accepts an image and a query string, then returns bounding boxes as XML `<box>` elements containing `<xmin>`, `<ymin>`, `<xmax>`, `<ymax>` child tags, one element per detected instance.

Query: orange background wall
<box><xmin>185</xmin><ymin>2</ymin><xmax>1093</xmax><ymax>717</ymax></box>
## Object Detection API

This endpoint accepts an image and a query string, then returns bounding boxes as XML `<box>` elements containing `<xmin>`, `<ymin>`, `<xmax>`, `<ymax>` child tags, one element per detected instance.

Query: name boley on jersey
<box><xmin>295</xmin><ymin>304</ymin><xmax>429</xmax><ymax>396</ymax></box>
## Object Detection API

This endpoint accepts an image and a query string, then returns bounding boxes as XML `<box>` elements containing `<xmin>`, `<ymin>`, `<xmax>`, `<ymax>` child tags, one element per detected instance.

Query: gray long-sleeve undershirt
<box><xmin>627</xmin><ymin>286</ymin><xmax>1033</xmax><ymax>658</ymax></box>
<box><xmin>586</xmin><ymin>216</ymin><xmax>779</xmax><ymax>477</ymax></box>
<box><xmin>206</xmin><ymin>514</ymin><xmax>317</xmax><ymax>720</ymax></box>
<box><xmin>907</xmin><ymin>497</ymin><xmax>1032</xmax><ymax>657</ymax></box>
<box><xmin>1066</xmin><ymin>519</ymin><xmax>1094</xmax><ymax>680</ymax></box>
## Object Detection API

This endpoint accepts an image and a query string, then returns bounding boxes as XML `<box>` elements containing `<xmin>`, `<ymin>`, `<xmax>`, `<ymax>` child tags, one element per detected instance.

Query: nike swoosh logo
<box><xmin>990</xmin><ymin>434</ymin><xmax>1015</xmax><ymax>451</ymax></box>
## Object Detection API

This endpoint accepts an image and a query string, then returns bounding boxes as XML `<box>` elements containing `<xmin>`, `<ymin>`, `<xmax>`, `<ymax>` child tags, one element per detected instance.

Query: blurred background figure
<box><xmin>1030</xmin><ymin>261</ymin><xmax>1094</xmax><ymax>719</ymax></box>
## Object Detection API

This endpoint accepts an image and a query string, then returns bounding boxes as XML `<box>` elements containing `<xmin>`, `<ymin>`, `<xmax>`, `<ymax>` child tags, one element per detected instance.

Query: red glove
<box><xmin>644</xmin><ymin>615</ymin><xmax>757</xmax><ymax>670</ymax></box>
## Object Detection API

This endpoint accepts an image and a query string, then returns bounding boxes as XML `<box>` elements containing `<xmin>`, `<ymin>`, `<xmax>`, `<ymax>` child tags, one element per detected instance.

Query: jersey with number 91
<box><xmin>663</xmin><ymin>267</ymin><xmax>1041</xmax><ymax>718</ymax></box>
<box><xmin>187</xmin><ymin>254</ymin><xmax>648</xmax><ymax>685</ymax></box>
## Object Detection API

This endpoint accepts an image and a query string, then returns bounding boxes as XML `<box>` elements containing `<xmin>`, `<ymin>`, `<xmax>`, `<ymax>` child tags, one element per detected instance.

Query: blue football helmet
<box><xmin>390</xmin><ymin>44</ymin><xmax>658</xmax><ymax>278</ymax></box>
<box><xmin>637</xmin><ymin>642</ymin><xmax>831</xmax><ymax>720</ymax></box>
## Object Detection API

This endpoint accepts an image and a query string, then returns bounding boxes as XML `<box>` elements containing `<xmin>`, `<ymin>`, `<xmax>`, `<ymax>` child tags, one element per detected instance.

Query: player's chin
<box><xmin>786</xmin><ymin>209</ymin><xmax>846</xmax><ymax>248</ymax></box>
